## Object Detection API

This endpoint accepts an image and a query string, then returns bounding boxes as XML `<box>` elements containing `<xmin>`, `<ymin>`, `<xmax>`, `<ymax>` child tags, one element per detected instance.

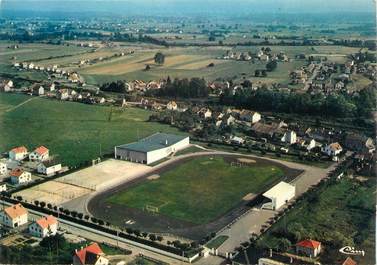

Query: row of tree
<box><xmin>220</xmin><ymin>85</ymin><xmax>375</xmax><ymax>118</ymax></box>
<box><xmin>149</xmin><ymin>77</ymin><xmax>209</xmax><ymax>98</ymax></box>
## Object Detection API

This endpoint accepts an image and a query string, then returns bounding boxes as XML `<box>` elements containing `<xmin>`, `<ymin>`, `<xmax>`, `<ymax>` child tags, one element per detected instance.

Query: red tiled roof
<box><xmin>36</xmin><ymin>215</ymin><xmax>57</xmax><ymax>229</ymax></box>
<box><xmin>74</xmin><ymin>243</ymin><xmax>104</xmax><ymax>265</ymax></box>
<box><xmin>296</xmin><ymin>239</ymin><xmax>321</xmax><ymax>249</ymax></box>
<box><xmin>34</xmin><ymin>146</ymin><xmax>49</xmax><ymax>155</ymax></box>
<box><xmin>11</xmin><ymin>146</ymin><xmax>27</xmax><ymax>154</ymax></box>
<box><xmin>4</xmin><ymin>203</ymin><xmax>27</xmax><ymax>219</ymax></box>
<box><xmin>342</xmin><ymin>257</ymin><xmax>357</xmax><ymax>265</ymax></box>
<box><xmin>10</xmin><ymin>168</ymin><xmax>24</xmax><ymax>177</ymax></box>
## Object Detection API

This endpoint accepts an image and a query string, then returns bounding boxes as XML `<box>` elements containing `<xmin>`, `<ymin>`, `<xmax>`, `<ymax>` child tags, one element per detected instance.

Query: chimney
<box><xmin>290</xmin><ymin>257</ymin><xmax>293</xmax><ymax>264</ymax></box>
<box><xmin>75</xmin><ymin>249</ymin><xmax>77</xmax><ymax>253</ymax></box>
<box><xmin>269</xmin><ymin>248</ymin><xmax>272</xmax><ymax>258</ymax></box>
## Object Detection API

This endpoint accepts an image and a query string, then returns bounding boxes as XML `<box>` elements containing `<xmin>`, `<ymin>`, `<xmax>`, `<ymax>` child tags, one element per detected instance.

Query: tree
<box><xmin>157</xmin><ymin>236</ymin><xmax>163</xmax><ymax>242</ymax></box>
<box><xmin>40</xmin><ymin>202</ymin><xmax>46</xmax><ymax>208</ymax></box>
<box><xmin>266</xmin><ymin>60</ymin><xmax>278</xmax><ymax>72</ymax></box>
<box><xmin>154</xmin><ymin>52</ymin><xmax>165</xmax><ymax>65</ymax></box>
<box><xmin>145</xmin><ymin>64</ymin><xmax>151</xmax><ymax>71</ymax></box>
<box><xmin>149</xmin><ymin>234</ymin><xmax>157</xmax><ymax>241</ymax></box>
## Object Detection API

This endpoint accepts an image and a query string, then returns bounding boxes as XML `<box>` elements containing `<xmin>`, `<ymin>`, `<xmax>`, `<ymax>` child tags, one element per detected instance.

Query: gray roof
<box><xmin>116</xmin><ymin>133</ymin><xmax>188</xmax><ymax>153</ymax></box>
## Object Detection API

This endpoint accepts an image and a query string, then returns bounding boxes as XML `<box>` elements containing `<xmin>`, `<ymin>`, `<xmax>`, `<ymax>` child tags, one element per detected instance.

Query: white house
<box><xmin>37</xmin><ymin>160</ymin><xmax>62</xmax><ymax>175</ymax></box>
<box><xmin>239</xmin><ymin>110</ymin><xmax>261</xmax><ymax>124</ymax></box>
<box><xmin>115</xmin><ymin>133</ymin><xmax>190</xmax><ymax>165</ymax></box>
<box><xmin>10</xmin><ymin>168</ymin><xmax>32</xmax><ymax>185</ymax></box>
<box><xmin>0</xmin><ymin>162</ymin><xmax>7</xmax><ymax>175</ymax></box>
<box><xmin>0</xmin><ymin>182</ymin><xmax>7</xmax><ymax>192</ymax></box>
<box><xmin>73</xmin><ymin>243</ymin><xmax>109</xmax><ymax>265</ymax></box>
<box><xmin>29</xmin><ymin>146</ymin><xmax>49</xmax><ymax>162</ymax></box>
<box><xmin>281</xmin><ymin>131</ymin><xmax>297</xmax><ymax>145</ymax></box>
<box><xmin>262</xmin><ymin>181</ymin><xmax>295</xmax><ymax>210</ymax></box>
<box><xmin>230</xmin><ymin>136</ymin><xmax>245</xmax><ymax>145</ymax></box>
<box><xmin>305</xmin><ymin>139</ymin><xmax>316</xmax><ymax>151</ymax></box>
<box><xmin>9</xmin><ymin>146</ymin><xmax>28</xmax><ymax>161</ymax></box>
<box><xmin>29</xmin><ymin>215</ymin><xmax>58</xmax><ymax>238</ymax></box>
<box><xmin>0</xmin><ymin>203</ymin><xmax>28</xmax><ymax>228</ymax></box>
<box><xmin>166</xmin><ymin>101</ymin><xmax>178</xmax><ymax>111</ymax></box>
<box><xmin>1</xmin><ymin>80</ymin><xmax>13</xmax><ymax>92</ymax></box>
<box><xmin>322</xmin><ymin>142</ymin><xmax>342</xmax><ymax>157</ymax></box>
<box><xmin>226</xmin><ymin>115</ymin><xmax>236</xmax><ymax>126</ymax></box>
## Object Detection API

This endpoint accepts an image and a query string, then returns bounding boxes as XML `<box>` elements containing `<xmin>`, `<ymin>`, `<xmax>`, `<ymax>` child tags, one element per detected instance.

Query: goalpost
<box><xmin>144</xmin><ymin>204</ymin><xmax>159</xmax><ymax>214</ymax></box>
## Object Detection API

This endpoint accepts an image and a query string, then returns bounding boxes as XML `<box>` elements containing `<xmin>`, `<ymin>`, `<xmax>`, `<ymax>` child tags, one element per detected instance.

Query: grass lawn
<box><xmin>0</xmin><ymin>93</ymin><xmax>183</xmax><ymax>166</ymax></box>
<box><xmin>107</xmin><ymin>156</ymin><xmax>284</xmax><ymax>224</ymax></box>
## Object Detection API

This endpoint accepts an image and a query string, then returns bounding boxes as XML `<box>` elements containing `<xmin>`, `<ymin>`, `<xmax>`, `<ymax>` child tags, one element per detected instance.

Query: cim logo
<box><xmin>339</xmin><ymin>246</ymin><xmax>365</xmax><ymax>256</ymax></box>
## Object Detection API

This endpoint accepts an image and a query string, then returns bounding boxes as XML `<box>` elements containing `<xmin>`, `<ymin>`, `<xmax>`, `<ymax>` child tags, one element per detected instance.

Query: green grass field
<box><xmin>0</xmin><ymin>93</ymin><xmax>182</xmax><ymax>166</ymax></box>
<box><xmin>107</xmin><ymin>156</ymin><xmax>284</xmax><ymax>224</ymax></box>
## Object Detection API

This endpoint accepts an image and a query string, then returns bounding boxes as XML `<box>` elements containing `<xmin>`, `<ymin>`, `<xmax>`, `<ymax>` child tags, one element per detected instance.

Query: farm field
<box><xmin>0</xmin><ymin>93</ymin><xmax>183</xmax><ymax>166</ymax></box>
<box><xmin>107</xmin><ymin>155</ymin><xmax>286</xmax><ymax>224</ymax></box>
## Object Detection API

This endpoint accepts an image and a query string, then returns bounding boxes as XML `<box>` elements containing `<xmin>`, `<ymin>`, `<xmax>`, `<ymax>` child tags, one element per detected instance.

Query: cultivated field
<box><xmin>0</xmin><ymin>93</ymin><xmax>183</xmax><ymax>166</ymax></box>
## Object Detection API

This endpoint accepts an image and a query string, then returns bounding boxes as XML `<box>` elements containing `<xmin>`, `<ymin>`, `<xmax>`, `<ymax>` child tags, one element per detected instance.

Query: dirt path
<box><xmin>5</xmin><ymin>97</ymin><xmax>36</xmax><ymax>113</ymax></box>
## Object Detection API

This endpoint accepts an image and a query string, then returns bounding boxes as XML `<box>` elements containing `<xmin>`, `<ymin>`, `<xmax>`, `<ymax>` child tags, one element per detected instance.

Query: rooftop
<box><xmin>36</xmin><ymin>215</ymin><xmax>57</xmax><ymax>229</ymax></box>
<box><xmin>116</xmin><ymin>133</ymin><xmax>188</xmax><ymax>153</ymax></box>
<box><xmin>296</xmin><ymin>239</ymin><xmax>321</xmax><ymax>249</ymax></box>
<box><xmin>4</xmin><ymin>203</ymin><xmax>27</xmax><ymax>219</ymax></box>
<box><xmin>263</xmin><ymin>181</ymin><xmax>295</xmax><ymax>199</ymax></box>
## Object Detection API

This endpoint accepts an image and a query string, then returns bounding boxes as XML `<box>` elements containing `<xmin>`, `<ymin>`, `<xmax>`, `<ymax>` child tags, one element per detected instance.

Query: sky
<box><xmin>0</xmin><ymin>0</ymin><xmax>375</xmax><ymax>16</ymax></box>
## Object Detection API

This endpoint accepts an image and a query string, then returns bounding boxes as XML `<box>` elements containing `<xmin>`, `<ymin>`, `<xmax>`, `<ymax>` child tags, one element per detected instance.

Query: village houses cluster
<box><xmin>0</xmin><ymin>145</ymin><xmax>62</xmax><ymax>192</ymax></box>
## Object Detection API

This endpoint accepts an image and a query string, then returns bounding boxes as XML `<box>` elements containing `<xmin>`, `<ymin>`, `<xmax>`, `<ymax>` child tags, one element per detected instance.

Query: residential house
<box><xmin>68</xmin><ymin>73</ymin><xmax>80</xmax><ymax>83</ymax></box>
<box><xmin>251</xmin><ymin>122</ymin><xmax>285</xmax><ymax>139</ymax></box>
<box><xmin>0</xmin><ymin>162</ymin><xmax>6</xmax><ymax>175</ymax></box>
<box><xmin>131</xmin><ymin>80</ymin><xmax>147</xmax><ymax>91</ymax></box>
<box><xmin>322</xmin><ymin>142</ymin><xmax>343</xmax><ymax>157</ymax></box>
<box><xmin>296</xmin><ymin>239</ymin><xmax>321</xmax><ymax>258</ymax></box>
<box><xmin>57</xmin><ymin>89</ymin><xmax>70</xmax><ymax>100</ymax></box>
<box><xmin>225</xmin><ymin>115</ymin><xmax>236</xmax><ymax>126</ymax></box>
<box><xmin>9</xmin><ymin>146</ymin><xmax>28</xmax><ymax>161</ymax></box>
<box><xmin>230</xmin><ymin>136</ymin><xmax>245</xmax><ymax>145</ymax></box>
<box><xmin>0</xmin><ymin>80</ymin><xmax>13</xmax><ymax>92</ymax></box>
<box><xmin>298</xmin><ymin>138</ymin><xmax>316</xmax><ymax>151</ymax></box>
<box><xmin>29</xmin><ymin>146</ymin><xmax>49</xmax><ymax>162</ymax></box>
<box><xmin>239</xmin><ymin>110</ymin><xmax>261</xmax><ymax>124</ymax></box>
<box><xmin>147</xmin><ymin>81</ymin><xmax>162</xmax><ymax>90</ymax></box>
<box><xmin>29</xmin><ymin>215</ymin><xmax>58</xmax><ymax>238</ymax></box>
<box><xmin>342</xmin><ymin>257</ymin><xmax>357</xmax><ymax>265</ymax></box>
<box><xmin>0</xmin><ymin>182</ymin><xmax>6</xmax><ymax>192</ymax></box>
<box><xmin>166</xmin><ymin>101</ymin><xmax>178</xmax><ymax>111</ymax></box>
<box><xmin>198</xmin><ymin>108</ymin><xmax>212</xmax><ymax>119</ymax></box>
<box><xmin>31</xmin><ymin>84</ymin><xmax>44</xmax><ymax>96</ymax></box>
<box><xmin>0</xmin><ymin>203</ymin><xmax>28</xmax><ymax>228</ymax></box>
<box><xmin>48</xmin><ymin>83</ymin><xmax>56</xmax><ymax>92</ymax></box>
<box><xmin>260</xmin><ymin>54</ymin><xmax>270</xmax><ymax>61</ymax></box>
<box><xmin>10</xmin><ymin>168</ymin><xmax>32</xmax><ymax>185</ymax></box>
<box><xmin>344</xmin><ymin>133</ymin><xmax>375</xmax><ymax>153</ymax></box>
<box><xmin>37</xmin><ymin>159</ymin><xmax>62</xmax><ymax>175</ymax></box>
<box><xmin>281</xmin><ymin>131</ymin><xmax>297</xmax><ymax>145</ymax></box>
<box><xmin>73</xmin><ymin>243</ymin><xmax>109</xmax><ymax>265</ymax></box>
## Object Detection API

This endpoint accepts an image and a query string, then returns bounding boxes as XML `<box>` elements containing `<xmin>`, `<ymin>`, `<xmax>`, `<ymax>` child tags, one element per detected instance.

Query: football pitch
<box><xmin>106</xmin><ymin>156</ymin><xmax>286</xmax><ymax>224</ymax></box>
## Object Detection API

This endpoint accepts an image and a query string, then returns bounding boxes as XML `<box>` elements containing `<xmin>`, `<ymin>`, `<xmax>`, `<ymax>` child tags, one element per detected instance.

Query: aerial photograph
<box><xmin>0</xmin><ymin>0</ymin><xmax>375</xmax><ymax>264</ymax></box>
